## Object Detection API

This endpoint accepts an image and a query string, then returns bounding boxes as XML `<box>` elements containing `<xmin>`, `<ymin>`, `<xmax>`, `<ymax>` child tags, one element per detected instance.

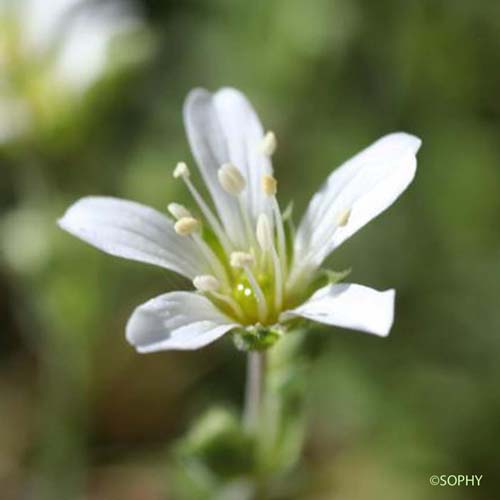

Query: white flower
<box><xmin>58</xmin><ymin>87</ymin><xmax>421</xmax><ymax>352</ymax></box>
<box><xmin>18</xmin><ymin>0</ymin><xmax>142</xmax><ymax>90</ymax></box>
<box><xmin>0</xmin><ymin>0</ymin><xmax>144</xmax><ymax>143</ymax></box>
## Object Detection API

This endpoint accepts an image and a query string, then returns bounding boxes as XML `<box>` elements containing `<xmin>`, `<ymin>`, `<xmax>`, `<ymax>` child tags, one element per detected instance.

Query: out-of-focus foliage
<box><xmin>1</xmin><ymin>0</ymin><xmax>499</xmax><ymax>499</ymax></box>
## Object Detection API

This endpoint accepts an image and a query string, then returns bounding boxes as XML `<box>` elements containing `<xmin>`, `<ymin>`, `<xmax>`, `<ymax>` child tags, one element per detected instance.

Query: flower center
<box><xmin>170</xmin><ymin>133</ymin><xmax>298</xmax><ymax>326</ymax></box>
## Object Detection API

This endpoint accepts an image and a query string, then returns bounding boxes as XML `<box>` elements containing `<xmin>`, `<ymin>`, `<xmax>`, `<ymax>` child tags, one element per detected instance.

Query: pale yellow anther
<box><xmin>193</xmin><ymin>275</ymin><xmax>220</xmax><ymax>292</ymax></box>
<box><xmin>173</xmin><ymin>161</ymin><xmax>190</xmax><ymax>179</ymax></box>
<box><xmin>256</xmin><ymin>214</ymin><xmax>273</xmax><ymax>251</ymax></box>
<box><xmin>174</xmin><ymin>216</ymin><xmax>199</xmax><ymax>236</ymax></box>
<box><xmin>336</xmin><ymin>208</ymin><xmax>351</xmax><ymax>227</ymax></box>
<box><xmin>230</xmin><ymin>251</ymin><xmax>255</xmax><ymax>268</ymax></box>
<box><xmin>218</xmin><ymin>163</ymin><xmax>246</xmax><ymax>195</ymax></box>
<box><xmin>262</xmin><ymin>174</ymin><xmax>277</xmax><ymax>196</ymax></box>
<box><xmin>168</xmin><ymin>202</ymin><xmax>192</xmax><ymax>220</ymax></box>
<box><xmin>260</xmin><ymin>131</ymin><xmax>277</xmax><ymax>156</ymax></box>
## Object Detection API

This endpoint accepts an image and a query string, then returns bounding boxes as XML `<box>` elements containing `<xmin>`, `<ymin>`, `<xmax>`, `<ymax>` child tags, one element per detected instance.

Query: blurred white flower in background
<box><xmin>0</xmin><ymin>0</ymin><xmax>148</xmax><ymax>143</ymax></box>
<box><xmin>1</xmin><ymin>206</ymin><xmax>52</xmax><ymax>274</ymax></box>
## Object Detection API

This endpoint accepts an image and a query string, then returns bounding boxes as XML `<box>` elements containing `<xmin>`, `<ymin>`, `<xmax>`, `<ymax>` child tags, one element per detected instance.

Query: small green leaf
<box><xmin>175</xmin><ymin>407</ymin><xmax>256</xmax><ymax>479</ymax></box>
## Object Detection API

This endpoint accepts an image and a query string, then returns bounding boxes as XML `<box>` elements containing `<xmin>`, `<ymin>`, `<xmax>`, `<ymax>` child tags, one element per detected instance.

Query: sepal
<box><xmin>232</xmin><ymin>324</ymin><xmax>285</xmax><ymax>352</ymax></box>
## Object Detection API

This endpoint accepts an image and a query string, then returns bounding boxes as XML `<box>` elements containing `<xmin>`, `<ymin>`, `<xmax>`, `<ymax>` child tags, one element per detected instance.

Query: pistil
<box><xmin>230</xmin><ymin>251</ymin><xmax>268</xmax><ymax>323</ymax></box>
<box><xmin>256</xmin><ymin>213</ymin><xmax>283</xmax><ymax>311</ymax></box>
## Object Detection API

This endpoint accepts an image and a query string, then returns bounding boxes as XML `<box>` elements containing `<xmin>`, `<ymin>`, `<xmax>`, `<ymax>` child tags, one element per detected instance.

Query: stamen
<box><xmin>218</xmin><ymin>163</ymin><xmax>246</xmax><ymax>195</ymax></box>
<box><xmin>260</xmin><ymin>131</ymin><xmax>277</xmax><ymax>157</ymax></box>
<box><xmin>173</xmin><ymin>161</ymin><xmax>190</xmax><ymax>179</ymax></box>
<box><xmin>174</xmin><ymin>217</ymin><xmax>199</xmax><ymax>236</ymax></box>
<box><xmin>272</xmin><ymin>198</ymin><xmax>287</xmax><ymax>271</ymax></box>
<box><xmin>336</xmin><ymin>208</ymin><xmax>351</xmax><ymax>227</ymax></box>
<box><xmin>290</xmin><ymin>207</ymin><xmax>353</xmax><ymax>287</ymax></box>
<box><xmin>174</xmin><ymin>217</ymin><xmax>228</xmax><ymax>285</ymax></box>
<box><xmin>193</xmin><ymin>275</ymin><xmax>244</xmax><ymax>320</ymax></box>
<box><xmin>238</xmin><ymin>197</ymin><xmax>258</xmax><ymax>250</ymax></box>
<box><xmin>217</xmin><ymin>163</ymin><xmax>257</xmax><ymax>249</ymax></box>
<box><xmin>193</xmin><ymin>274</ymin><xmax>220</xmax><ymax>292</ymax></box>
<box><xmin>211</xmin><ymin>291</ymin><xmax>245</xmax><ymax>320</ymax></box>
<box><xmin>256</xmin><ymin>213</ymin><xmax>273</xmax><ymax>252</ymax></box>
<box><xmin>192</xmin><ymin>233</ymin><xmax>230</xmax><ymax>289</ymax></box>
<box><xmin>262</xmin><ymin>174</ymin><xmax>277</xmax><ymax>196</ymax></box>
<box><xmin>230</xmin><ymin>251</ymin><xmax>255</xmax><ymax>268</ymax></box>
<box><xmin>262</xmin><ymin>174</ymin><xmax>287</xmax><ymax>276</ymax></box>
<box><xmin>257</xmin><ymin>214</ymin><xmax>282</xmax><ymax>311</ymax></box>
<box><xmin>173</xmin><ymin>161</ymin><xmax>233</xmax><ymax>254</ymax></box>
<box><xmin>168</xmin><ymin>202</ymin><xmax>192</xmax><ymax>220</ymax></box>
<box><xmin>230</xmin><ymin>251</ymin><xmax>268</xmax><ymax>322</ymax></box>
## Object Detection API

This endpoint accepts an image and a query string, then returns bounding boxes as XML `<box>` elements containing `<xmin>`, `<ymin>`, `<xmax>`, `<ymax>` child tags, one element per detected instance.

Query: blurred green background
<box><xmin>1</xmin><ymin>0</ymin><xmax>500</xmax><ymax>498</ymax></box>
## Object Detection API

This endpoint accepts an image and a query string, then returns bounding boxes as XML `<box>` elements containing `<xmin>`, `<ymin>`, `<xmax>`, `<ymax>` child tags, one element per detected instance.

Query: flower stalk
<box><xmin>244</xmin><ymin>350</ymin><xmax>267</xmax><ymax>432</ymax></box>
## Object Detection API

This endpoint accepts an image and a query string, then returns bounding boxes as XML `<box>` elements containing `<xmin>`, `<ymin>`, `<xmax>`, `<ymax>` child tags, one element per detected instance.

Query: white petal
<box><xmin>183</xmin><ymin>87</ymin><xmax>272</xmax><ymax>246</ymax></box>
<box><xmin>22</xmin><ymin>0</ymin><xmax>81</xmax><ymax>53</ymax></box>
<box><xmin>295</xmin><ymin>133</ymin><xmax>421</xmax><ymax>268</ymax></box>
<box><xmin>281</xmin><ymin>283</ymin><xmax>395</xmax><ymax>337</ymax></box>
<box><xmin>126</xmin><ymin>291</ymin><xmax>238</xmax><ymax>352</ymax></box>
<box><xmin>54</xmin><ymin>3</ymin><xmax>141</xmax><ymax>91</ymax></box>
<box><xmin>58</xmin><ymin>196</ymin><xmax>207</xmax><ymax>279</ymax></box>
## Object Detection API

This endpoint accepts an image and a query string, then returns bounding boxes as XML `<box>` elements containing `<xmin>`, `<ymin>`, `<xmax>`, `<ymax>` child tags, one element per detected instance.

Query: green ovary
<box><xmin>231</xmin><ymin>273</ymin><xmax>277</xmax><ymax>326</ymax></box>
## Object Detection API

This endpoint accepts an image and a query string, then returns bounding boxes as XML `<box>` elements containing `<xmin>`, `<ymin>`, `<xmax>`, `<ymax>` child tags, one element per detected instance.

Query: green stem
<box><xmin>243</xmin><ymin>351</ymin><xmax>267</xmax><ymax>431</ymax></box>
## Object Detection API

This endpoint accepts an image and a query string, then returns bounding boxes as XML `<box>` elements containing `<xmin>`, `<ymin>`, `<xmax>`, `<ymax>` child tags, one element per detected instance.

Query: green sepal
<box><xmin>282</xmin><ymin>201</ymin><xmax>294</xmax><ymax>221</ymax></box>
<box><xmin>323</xmin><ymin>267</ymin><xmax>352</xmax><ymax>284</ymax></box>
<box><xmin>232</xmin><ymin>324</ymin><xmax>284</xmax><ymax>352</ymax></box>
<box><xmin>309</xmin><ymin>267</ymin><xmax>351</xmax><ymax>290</ymax></box>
